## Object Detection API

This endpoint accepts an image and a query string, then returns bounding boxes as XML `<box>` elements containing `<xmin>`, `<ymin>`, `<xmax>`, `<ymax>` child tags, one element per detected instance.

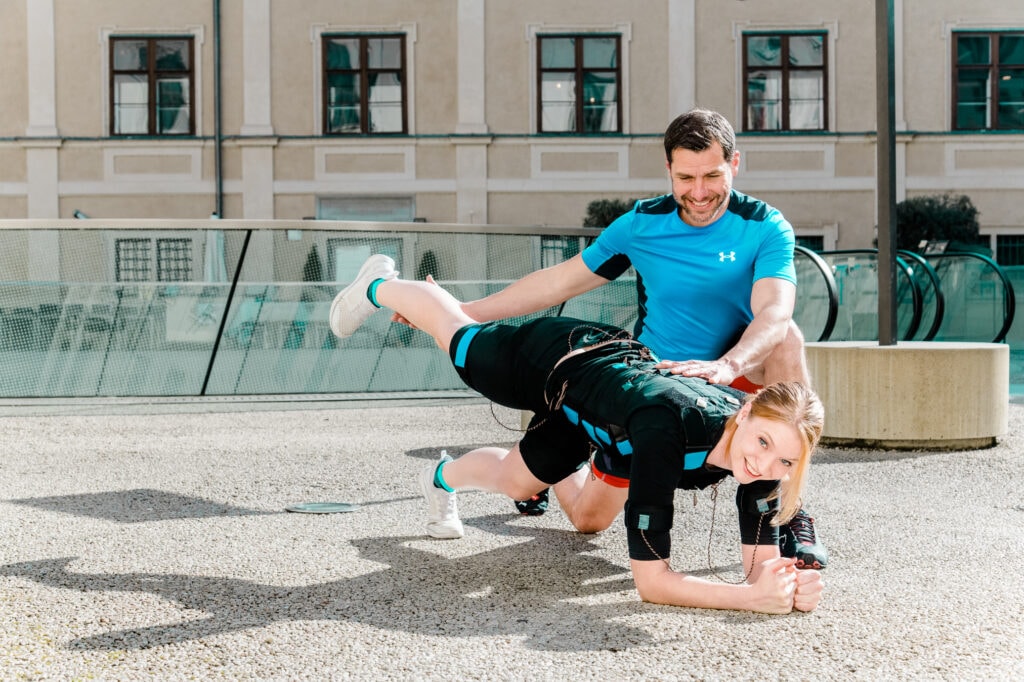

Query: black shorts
<box><xmin>448</xmin><ymin>320</ymin><xmax>607</xmax><ymax>484</ymax></box>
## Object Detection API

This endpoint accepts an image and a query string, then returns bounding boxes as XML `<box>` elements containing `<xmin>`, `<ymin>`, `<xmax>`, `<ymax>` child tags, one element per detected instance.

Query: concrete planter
<box><xmin>805</xmin><ymin>341</ymin><xmax>1009</xmax><ymax>449</ymax></box>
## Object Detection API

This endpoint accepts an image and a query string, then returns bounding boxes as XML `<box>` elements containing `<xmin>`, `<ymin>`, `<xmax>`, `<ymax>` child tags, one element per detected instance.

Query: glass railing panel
<box><xmin>203</xmin><ymin>227</ymin><xmax>591</xmax><ymax>395</ymax></box>
<box><xmin>14</xmin><ymin>224</ymin><xmax>1010</xmax><ymax>397</ymax></box>
<box><xmin>793</xmin><ymin>247</ymin><xmax>838</xmax><ymax>342</ymax></box>
<box><xmin>1004</xmin><ymin>266</ymin><xmax>1024</xmax><ymax>393</ymax></box>
<box><xmin>897</xmin><ymin>251</ymin><xmax>944</xmax><ymax>341</ymax></box>
<box><xmin>817</xmin><ymin>251</ymin><xmax>919</xmax><ymax>342</ymax></box>
<box><xmin>0</xmin><ymin>281</ymin><xmax>231</xmax><ymax>397</ymax></box>
<box><xmin>558</xmin><ymin>277</ymin><xmax>639</xmax><ymax>333</ymax></box>
<box><xmin>928</xmin><ymin>253</ymin><xmax>1014</xmax><ymax>343</ymax></box>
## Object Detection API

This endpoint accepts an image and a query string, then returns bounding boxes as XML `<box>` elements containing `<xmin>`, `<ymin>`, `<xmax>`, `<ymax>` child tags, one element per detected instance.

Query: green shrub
<box><xmin>896</xmin><ymin>194</ymin><xmax>983</xmax><ymax>254</ymax></box>
<box><xmin>583</xmin><ymin>198</ymin><xmax>642</xmax><ymax>228</ymax></box>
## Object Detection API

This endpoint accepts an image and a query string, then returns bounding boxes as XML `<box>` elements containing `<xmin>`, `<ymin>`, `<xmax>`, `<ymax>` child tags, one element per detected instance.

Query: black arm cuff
<box><xmin>736</xmin><ymin>481</ymin><xmax>780</xmax><ymax>544</ymax></box>
<box><xmin>624</xmin><ymin>502</ymin><xmax>673</xmax><ymax>560</ymax></box>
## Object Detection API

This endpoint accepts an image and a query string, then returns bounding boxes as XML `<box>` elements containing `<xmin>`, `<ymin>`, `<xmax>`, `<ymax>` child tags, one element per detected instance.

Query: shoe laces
<box><xmin>442</xmin><ymin>491</ymin><xmax>457</xmax><ymax>516</ymax></box>
<box><xmin>788</xmin><ymin>510</ymin><xmax>817</xmax><ymax>546</ymax></box>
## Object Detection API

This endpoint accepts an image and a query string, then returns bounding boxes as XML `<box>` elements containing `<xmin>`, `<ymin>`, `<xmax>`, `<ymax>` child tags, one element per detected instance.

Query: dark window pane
<box><xmin>326</xmin><ymin>73</ymin><xmax>361</xmax><ymax>133</ymax></box>
<box><xmin>582</xmin><ymin>72</ymin><xmax>617</xmax><ymax>133</ymax></box>
<box><xmin>797</xmin><ymin>236</ymin><xmax>824</xmax><ymax>252</ymax></box>
<box><xmin>113</xmin><ymin>40</ymin><xmax>147</xmax><ymax>70</ymax></box>
<box><xmin>997</xmin><ymin>235</ymin><xmax>1024</xmax><ymax>266</ymax></box>
<box><xmin>789</xmin><ymin>35</ymin><xmax>823</xmax><ymax>66</ymax></box>
<box><xmin>747</xmin><ymin>71</ymin><xmax>782</xmax><ymax>130</ymax></box>
<box><xmin>957</xmin><ymin>35</ymin><xmax>991</xmax><ymax>65</ymax></box>
<box><xmin>997</xmin><ymin>68</ymin><xmax>1024</xmax><ymax>128</ymax></box>
<box><xmin>326</xmin><ymin>38</ymin><xmax>359</xmax><ymax>69</ymax></box>
<box><xmin>747</xmin><ymin>36</ymin><xmax>781</xmax><ymax>67</ymax></box>
<box><xmin>368</xmin><ymin>37</ymin><xmax>402</xmax><ymax>69</ymax></box>
<box><xmin>541</xmin><ymin>37</ymin><xmax>576</xmax><ymax>69</ymax></box>
<box><xmin>998</xmin><ymin>34</ymin><xmax>1024</xmax><ymax>65</ymax></box>
<box><xmin>155</xmin><ymin>40</ymin><xmax>189</xmax><ymax>71</ymax></box>
<box><xmin>956</xmin><ymin>69</ymin><xmax>990</xmax><ymax>128</ymax></box>
<box><xmin>156</xmin><ymin>78</ymin><xmax>189</xmax><ymax>134</ymax></box>
<box><xmin>582</xmin><ymin>37</ymin><xmax>617</xmax><ymax>68</ymax></box>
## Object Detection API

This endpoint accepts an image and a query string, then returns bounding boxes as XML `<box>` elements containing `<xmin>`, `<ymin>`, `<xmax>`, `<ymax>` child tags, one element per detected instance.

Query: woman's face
<box><xmin>727</xmin><ymin>404</ymin><xmax>804</xmax><ymax>484</ymax></box>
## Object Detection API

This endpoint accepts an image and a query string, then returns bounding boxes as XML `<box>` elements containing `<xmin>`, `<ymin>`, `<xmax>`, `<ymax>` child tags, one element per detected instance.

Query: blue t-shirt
<box><xmin>581</xmin><ymin>190</ymin><xmax>796</xmax><ymax>360</ymax></box>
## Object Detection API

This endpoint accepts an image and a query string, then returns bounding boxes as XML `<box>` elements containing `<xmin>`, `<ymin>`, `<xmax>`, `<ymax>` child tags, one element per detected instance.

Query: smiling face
<box><xmin>666</xmin><ymin>141</ymin><xmax>740</xmax><ymax>227</ymax></box>
<box><xmin>725</xmin><ymin>402</ymin><xmax>805</xmax><ymax>485</ymax></box>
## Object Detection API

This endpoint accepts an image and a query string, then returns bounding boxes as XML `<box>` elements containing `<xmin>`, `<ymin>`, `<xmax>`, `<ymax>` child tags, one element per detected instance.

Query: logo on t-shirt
<box><xmin>718</xmin><ymin>251</ymin><xmax>736</xmax><ymax>262</ymax></box>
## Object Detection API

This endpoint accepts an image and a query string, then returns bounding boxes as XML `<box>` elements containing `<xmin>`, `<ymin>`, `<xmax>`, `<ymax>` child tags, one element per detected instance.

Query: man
<box><xmin>406</xmin><ymin>108</ymin><xmax>826</xmax><ymax>568</ymax></box>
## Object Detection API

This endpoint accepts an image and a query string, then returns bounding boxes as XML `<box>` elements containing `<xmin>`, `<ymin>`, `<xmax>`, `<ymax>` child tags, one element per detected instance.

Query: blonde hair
<box><xmin>721</xmin><ymin>382</ymin><xmax>824</xmax><ymax>524</ymax></box>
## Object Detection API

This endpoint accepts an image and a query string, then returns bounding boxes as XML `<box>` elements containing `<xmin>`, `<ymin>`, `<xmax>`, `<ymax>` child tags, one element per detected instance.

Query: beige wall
<box><xmin>0</xmin><ymin>2</ymin><xmax>29</xmax><ymax>135</ymax></box>
<box><xmin>0</xmin><ymin>0</ymin><xmax>1019</xmax><ymax>250</ymax></box>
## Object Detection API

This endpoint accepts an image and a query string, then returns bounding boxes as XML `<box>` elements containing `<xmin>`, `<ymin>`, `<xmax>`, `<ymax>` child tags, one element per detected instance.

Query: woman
<box><xmin>330</xmin><ymin>254</ymin><xmax>825</xmax><ymax>614</ymax></box>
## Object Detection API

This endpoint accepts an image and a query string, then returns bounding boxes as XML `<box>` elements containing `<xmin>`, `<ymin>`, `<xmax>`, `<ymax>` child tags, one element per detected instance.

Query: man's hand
<box><xmin>655</xmin><ymin>358</ymin><xmax>740</xmax><ymax>386</ymax></box>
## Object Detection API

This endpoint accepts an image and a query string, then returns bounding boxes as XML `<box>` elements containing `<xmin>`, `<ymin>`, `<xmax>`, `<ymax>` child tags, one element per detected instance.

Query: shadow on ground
<box><xmin>1</xmin><ymin>515</ymin><xmax>663</xmax><ymax>653</ymax></box>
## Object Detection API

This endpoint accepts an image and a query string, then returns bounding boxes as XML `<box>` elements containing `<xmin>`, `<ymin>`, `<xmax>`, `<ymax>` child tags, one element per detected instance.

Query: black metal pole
<box><xmin>201</xmin><ymin>230</ymin><xmax>252</xmax><ymax>395</ymax></box>
<box><xmin>876</xmin><ymin>0</ymin><xmax>898</xmax><ymax>345</ymax></box>
<box><xmin>213</xmin><ymin>0</ymin><xmax>224</xmax><ymax>218</ymax></box>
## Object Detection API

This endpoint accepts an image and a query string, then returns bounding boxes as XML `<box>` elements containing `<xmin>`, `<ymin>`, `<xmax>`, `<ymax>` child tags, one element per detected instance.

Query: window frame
<box><xmin>109</xmin><ymin>35</ymin><xmax>196</xmax><ymax>137</ymax></box>
<box><xmin>113</xmin><ymin>235</ymin><xmax>196</xmax><ymax>283</ymax></box>
<box><xmin>741</xmin><ymin>30</ymin><xmax>829</xmax><ymax>133</ymax></box>
<box><xmin>321</xmin><ymin>33</ymin><xmax>409</xmax><ymax>135</ymax></box>
<box><xmin>951</xmin><ymin>30</ymin><xmax>1024</xmax><ymax>131</ymax></box>
<box><xmin>536</xmin><ymin>33</ymin><xmax>623</xmax><ymax>135</ymax></box>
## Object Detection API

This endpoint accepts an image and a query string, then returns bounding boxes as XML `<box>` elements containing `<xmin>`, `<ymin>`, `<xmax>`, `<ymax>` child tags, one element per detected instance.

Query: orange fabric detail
<box><xmin>591</xmin><ymin>466</ymin><xmax>630</xmax><ymax>488</ymax></box>
<box><xmin>729</xmin><ymin>376</ymin><xmax>762</xmax><ymax>394</ymax></box>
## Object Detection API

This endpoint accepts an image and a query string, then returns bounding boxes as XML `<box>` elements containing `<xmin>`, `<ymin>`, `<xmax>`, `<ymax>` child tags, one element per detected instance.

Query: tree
<box><xmin>583</xmin><ymin>198</ymin><xmax>641</xmax><ymax>228</ymax></box>
<box><xmin>896</xmin><ymin>194</ymin><xmax>983</xmax><ymax>254</ymax></box>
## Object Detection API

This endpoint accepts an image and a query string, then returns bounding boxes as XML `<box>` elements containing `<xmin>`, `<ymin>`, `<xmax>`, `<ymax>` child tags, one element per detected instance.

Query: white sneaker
<box><xmin>328</xmin><ymin>254</ymin><xmax>399</xmax><ymax>338</ymax></box>
<box><xmin>418</xmin><ymin>453</ymin><xmax>464</xmax><ymax>539</ymax></box>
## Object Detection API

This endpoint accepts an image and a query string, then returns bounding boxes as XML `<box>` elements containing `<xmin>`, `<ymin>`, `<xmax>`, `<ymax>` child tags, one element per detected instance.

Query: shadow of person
<box><xmin>1</xmin><ymin>518</ymin><xmax>650</xmax><ymax>653</ymax></box>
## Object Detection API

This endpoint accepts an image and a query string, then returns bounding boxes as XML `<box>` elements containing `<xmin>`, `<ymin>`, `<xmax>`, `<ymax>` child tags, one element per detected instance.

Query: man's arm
<box><xmin>461</xmin><ymin>254</ymin><xmax>609</xmax><ymax>323</ymax></box>
<box><xmin>658</xmin><ymin>277</ymin><xmax>796</xmax><ymax>385</ymax></box>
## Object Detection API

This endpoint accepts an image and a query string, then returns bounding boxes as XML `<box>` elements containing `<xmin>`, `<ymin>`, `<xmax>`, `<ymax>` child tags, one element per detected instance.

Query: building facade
<box><xmin>1</xmin><ymin>0</ymin><xmax>1023</xmax><ymax>259</ymax></box>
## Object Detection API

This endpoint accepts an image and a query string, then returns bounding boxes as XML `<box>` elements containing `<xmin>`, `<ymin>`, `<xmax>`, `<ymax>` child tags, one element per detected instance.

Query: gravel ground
<box><xmin>1</xmin><ymin>397</ymin><xmax>1022</xmax><ymax>681</ymax></box>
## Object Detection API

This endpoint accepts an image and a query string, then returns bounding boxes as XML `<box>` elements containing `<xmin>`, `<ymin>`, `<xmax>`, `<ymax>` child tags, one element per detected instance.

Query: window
<box><xmin>743</xmin><ymin>32</ymin><xmax>827</xmax><ymax>132</ymax></box>
<box><xmin>996</xmin><ymin>235</ymin><xmax>1024</xmax><ymax>266</ymax></box>
<box><xmin>538</xmin><ymin>35</ymin><xmax>621</xmax><ymax>134</ymax></box>
<box><xmin>317</xmin><ymin>196</ymin><xmax>415</xmax><ymax>222</ymax></box>
<box><xmin>110</xmin><ymin>37</ymin><xmax>194</xmax><ymax>136</ymax></box>
<box><xmin>323</xmin><ymin>34</ymin><xmax>407</xmax><ymax>134</ymax></box>
<box><xmin>796</xmin><ymin>235</ymin><xmax>825</xmax><ymax>252</ymax></box>
<box><xmin>953</xmin><ymin>31</ymin><xmax>1024</xmax><ymax>130</ymax></box>
<box><xmin>115</xmin><ymin>238</ymin><xmax>193</xmax><ymax>282</ymax></box>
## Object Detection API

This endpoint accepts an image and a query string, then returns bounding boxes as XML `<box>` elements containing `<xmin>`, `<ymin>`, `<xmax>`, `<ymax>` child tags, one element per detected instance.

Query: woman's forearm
<box><xmin>631</xmin><ymin>556</ymin><xmax>799</xmax><ymax>614</ymax></box>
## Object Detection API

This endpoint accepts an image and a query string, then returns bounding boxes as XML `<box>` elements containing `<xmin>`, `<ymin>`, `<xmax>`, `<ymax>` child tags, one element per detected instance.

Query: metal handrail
<box><xmin>897</xmin><ymin>249</ymin><xmax>945</xmax><ymax>341</ymax></box>
<box><xmin>818</xmin><ymin>249</ymin><xmax>923</xmax><ymax>341</ymax></box>
<box><xmin>794</xmin><ymin>245</ymin><xmax>839</xmax><ymax>342</ymax></box>
<box><xmin>928</xmin><ymin>251</ymin><xmax>1016</xmax><ymax>343</ymax></box>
